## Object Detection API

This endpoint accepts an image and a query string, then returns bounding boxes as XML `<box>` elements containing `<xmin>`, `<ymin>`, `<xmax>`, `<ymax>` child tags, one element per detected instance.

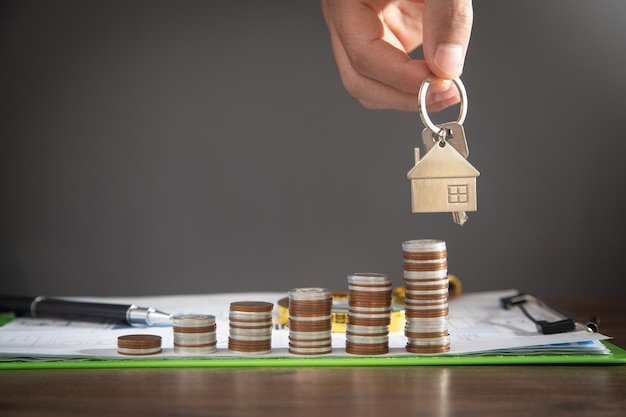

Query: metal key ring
<box><xmin>418</xmin><ymin>76</ymin><xmax>468</xmax><ymax>136</ymax></box>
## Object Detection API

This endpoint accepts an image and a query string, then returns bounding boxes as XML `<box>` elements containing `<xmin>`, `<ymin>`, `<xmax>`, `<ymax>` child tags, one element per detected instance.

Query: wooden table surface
<box><xmin>1</xmin><ymin>299</ymin><xmax>624</xmax><ymax>417</ymax></box>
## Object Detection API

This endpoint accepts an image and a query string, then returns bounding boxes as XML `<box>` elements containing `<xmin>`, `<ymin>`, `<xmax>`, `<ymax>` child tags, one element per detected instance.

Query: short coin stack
<box><xmin>345</xmin><ymin>273</ymin><xmax>392</xmax><ymax>355</ymax></box>
<box><xmin>172</xmin><ymin>314</ymin><xmax>217</xmax><ymax>354</ymax></box>
<box><xmin>288</xmin><ymin>288</ymin><xmax>333</xmax><ymax>355</ymax></box>
<box><xmin>228</xmin><ymin>301</ymin><xmax>274</xmax><ymax>355</ymax></box>
<box><xmin>117</xmin><ymin>334</ymin><xmax>162</xmax><ymax>356</ymax></box>
<box><xmin>402</xmin><ymin>239</ymin><xmax>450</xmax><ymax>353</ymax></box>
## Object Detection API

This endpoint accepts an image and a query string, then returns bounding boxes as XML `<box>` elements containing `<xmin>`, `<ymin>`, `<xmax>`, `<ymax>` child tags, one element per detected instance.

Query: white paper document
<box><xmin>0</xmin><ymin>290</ymin><xmax>610</xmax><ymax>361</ymax></box>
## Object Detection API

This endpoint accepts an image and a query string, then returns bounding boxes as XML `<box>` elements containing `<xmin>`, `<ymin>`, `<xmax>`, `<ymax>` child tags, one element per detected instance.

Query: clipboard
<box><xmin>0</xmin><ymin>290</ymin><xmax>624</xmax><ymax>369</ymax></box>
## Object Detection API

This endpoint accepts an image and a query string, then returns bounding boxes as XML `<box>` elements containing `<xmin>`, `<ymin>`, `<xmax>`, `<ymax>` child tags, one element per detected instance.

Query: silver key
<box><xmin>452</xmin><ymin>211</ymin><xmax>468</xmax><ymax>226</ymax></box>
<box><xmin>422</xmin><ymin>121</ymin><xmax>469</xmax><ymax>159</ymax></box>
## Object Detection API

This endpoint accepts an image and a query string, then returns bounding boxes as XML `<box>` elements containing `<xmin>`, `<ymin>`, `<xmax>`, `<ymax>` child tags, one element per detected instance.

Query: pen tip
<box><xmin>146</xmin><ymin>310</ymin><xmax>172</xmax><ymax>326</ymax></box>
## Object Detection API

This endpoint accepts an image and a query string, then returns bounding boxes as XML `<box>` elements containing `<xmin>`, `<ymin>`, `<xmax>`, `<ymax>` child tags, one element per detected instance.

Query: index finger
<box><xmin>327</xmin><ymin>1</ymin><xmax>432</xmax><ymax>95</ymax></box>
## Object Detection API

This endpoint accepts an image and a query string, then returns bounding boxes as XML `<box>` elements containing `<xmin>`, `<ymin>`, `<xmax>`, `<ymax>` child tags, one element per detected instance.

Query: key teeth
<box><xmin>452</xmin><ymin>212</ymin><xmax>468</xmax><ymax>226</ymax></box>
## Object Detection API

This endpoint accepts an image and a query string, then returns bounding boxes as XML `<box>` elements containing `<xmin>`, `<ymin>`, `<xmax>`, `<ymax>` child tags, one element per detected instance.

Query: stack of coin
<box><xmin>228</xmin><ymin>301</ymin><xmax>274</xmax><ymax>354</ymax></box>
<box><xmin>345</xmin><ymin>273</ymin><xmax>392</xmax><ymax>355</ymax></box>
<box><xmin>402</xmin><ymin>239</ymin><xmax>450</xmax><ymax>353</ymax></box>
<box><xmin>172</xmin><ymin>314</ymin><xmax>217</xmax><ymax>354</ymax></box>
<box><xmin>117</xmin><ymin>334</ymin><xmax>162</xmax><ymax>356</ymax></box>
<box><xmin>288</xmin><ymin>288</ymin><xmax>333</xmax><ymax>355</ymax></box>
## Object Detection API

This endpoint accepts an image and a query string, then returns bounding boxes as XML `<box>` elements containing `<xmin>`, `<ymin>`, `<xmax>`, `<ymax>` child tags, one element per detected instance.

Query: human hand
<box><xmin>321</xmin><ymin>0</ymin><xmax>473</xmax><ymax>112</ymax></box>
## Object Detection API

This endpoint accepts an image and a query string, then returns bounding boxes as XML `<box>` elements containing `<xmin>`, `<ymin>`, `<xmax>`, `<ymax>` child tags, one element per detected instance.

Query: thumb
<box><xmin>422</xmin><ymin>0</ymin><xmax>473</xmax><ymax>79</ymax></box>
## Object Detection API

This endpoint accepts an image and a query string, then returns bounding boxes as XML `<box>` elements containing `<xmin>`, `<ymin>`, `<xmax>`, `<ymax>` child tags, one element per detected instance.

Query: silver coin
<box><xmin>288</xmin><ymin>330</ymin><xmax>333</xmax><ymax>340</ymax></box>
<box><xmin>174</xmin><ymin>333</ymin><xmax>216</xmax><ymax>344</ymax></box>
<box><xmin>289</xmin><ymin>346</ymin><xmax>332</xmax><ymax>355</ymax></box>
<box><xmin>229</xmin><ymin>334</ymin><xmax>272</xmax><ymax>342</ymax></box>
<box><xmin>229</xmin><ymin>327</ymin><xmax>273</xmax><ymax>337</ymax></box>
<box><xmin>345</xmin><ymin>334</ymin><xmax>389</xmax><ymax>344</ymax></box>
<box><xmin>348</xmin><ymin>284</ymin><xmax>393</xmax><ymax>292</ymax></box>
<box><xmin>407</xmin><ymin>335</ymin><xmax>450</xmax><ymax>346</ymax></box>
<box><xmin>174</xmin><ymin>345</ymin><xmax>217</xmax><ymax>354</ymax></box>
<box><xmin>288</xmin><ymin>314</ymin><xmax>332</xmax><ymax>322</ymax></box>
<box><xmin>403</xmin><ymin>270</ymin><xmax>448</xmax><ymax>280</ymax></box>
<box><xmin>405</xmin><ymin>303</ymin><xmax>449</xmax><ymax>311</ymax></box>
<box><xmin>288</xmin><ymin>338</ymin><xmax>332</xmax><ymax>346</ymax></box>
<box><xmin>117</xmin><ymin>346</ymin><xmax>162</xmax><ymax>355</ymax></box>
<box><xmin>228</xmin><ymin>311</ymin><xmax>273</xmax><ymax>320</ymax></box>
<box><xmin>405</xmin><ymin>288</ymin><xmax>449</xmax><ymax>296</ymax></box>
<box><xmin>288</xmin><ymin>287</ymin><xmax>332</xmax><ymax>301</ymax></box>
<box><xmin>347</xmin><ymin>273</ymin><xmax>391</xmax><ymax>285</ymax></box>
<box><xmin>402</xmin><ymin>239</ymin><xmax>446</xmax><ymax>252</ymax></box>
<box><xmin>348</xmin><ymin>311</ymin><xmax>391</xmax><ymax>319</ymax></box>
<box><xmin>171</xmin><ymin>314</ymin><xmax>215</xmax><ymax>327</ymax></box>
<box><xmin>346</xmin><ymin>324</ymin><xmax>389</xmax><ymax>334</ymax></box>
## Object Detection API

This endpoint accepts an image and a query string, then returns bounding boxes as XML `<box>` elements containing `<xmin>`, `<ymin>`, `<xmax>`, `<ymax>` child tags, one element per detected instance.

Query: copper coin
<box><xmin>228</xmin><ymin>339</ymin><xmax>271</xmax><ymax>351</ymax></box>
<box><xmin>229</xmin><ymin>301</ymin><xmax>274</xmax><ymax>313</ymax></box>
<box><xmin>404</xmin><ymin>293</ymin><xmax>448</xmax><ymax>301</ymax></box>
<box><xmin>117</xmin><ymin>334</ymin><xmax>162</xmax><ymax>356</ymax></box>
<box><xmin>405</xmin><ymin>308</ymin><xmax>449</xmax><ymax>318</ymax></box>
<box><xmin>345</xmin><ymin>342</ymin><xmax>389</xmax><ymax>355</ymax></box>
<box><xmin>402</xmin><ymin>250</ymin><xmax>447</xmax><ymax>261</ymax></box>
<box><xmin>403</xmin><ymin>262</ymin><xmax>447</xmax><ymax>272</ymax></box>
<box><xmin>172</xmin><ymin>325</ymin><xmax>216</xmax><ymax>334</ymax></box>
<box><xmin>288</xmin><ymin>340</ymin><xmax>332</xmax><ymax>348</ymax></box>
<box><xmin>347</xmin><ymin>317</ymin><xmax>391</xmax><ymax>327</ymax></box>
<box><xmin>406</xmin><ymin>344</ymin><xmax>450</xmax><ymax>354</ymax></box>
<box><xmin>406</xmin><ymin>282</ymin><xmax>449</xmax><ymax>291</ymax></box>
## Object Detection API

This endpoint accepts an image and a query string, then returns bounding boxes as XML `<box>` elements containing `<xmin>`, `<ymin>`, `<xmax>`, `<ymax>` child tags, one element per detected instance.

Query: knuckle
<box><xmin>345</xmin><ymin>49</ymin><xmax>368</xmax><ymax>75</ymax></box>
<box><xmin>341</xmin><ymin>73</ymin><xmax>364</xmax><ymax>99</ymax></box>
<box><xmin>448</xmin><ymin>3</ymin><xmax>473</xmax><ymax>28</ymax></box>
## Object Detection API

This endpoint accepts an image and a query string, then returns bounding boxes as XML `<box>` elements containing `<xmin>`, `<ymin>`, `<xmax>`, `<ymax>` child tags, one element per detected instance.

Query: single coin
<box><xmin>402</xmin><ymin>239</ymin><xmax>446</xmax><ymax>252</ymax></box>
<box><xmin>404</xmin><ymin>270</ymin><xmax>448</xmax><ymax>280</ymax></box>
<box><xmin>345</xmin><ymin>342</ymin><xmax>389</xmax><ymax>355</ymax></box>
<box><xmin>406</xmin><ymin>344</ymin><xmax>451</xmax><ymax>354</ymax></box>
<box><xmin>288</xmin><ymin>287</ymin><xmax>332</xmax><ymax>301</ymax></box>
<box><xmin>347</xmin><ymin>273</ymin><xmax>391</xmax><ymax>285</ymax></box>
<box><xmin>171</xmin><ymin>314</ymin><xmax>216</xmax><ymax>327</ymax></box>
<box><xmin>230</xmin><ymin>301</ymin><xmax>274</xmax><ymax>313</ymax></box>
<box><xmin>289</xmin><ymin>346</ymin><xmax>333</xmax><ymax>355</ymax></box>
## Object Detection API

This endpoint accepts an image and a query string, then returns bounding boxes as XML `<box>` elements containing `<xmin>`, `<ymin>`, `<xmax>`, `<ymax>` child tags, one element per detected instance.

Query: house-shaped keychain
<box><xmin>407</xmin><ymin>141</ymin><xmax>480</xmax><ymax>214</ymax></box>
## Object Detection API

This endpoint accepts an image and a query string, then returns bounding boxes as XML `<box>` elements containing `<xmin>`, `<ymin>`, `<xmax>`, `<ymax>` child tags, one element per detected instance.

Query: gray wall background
<box><xmin>1</xmin><ymin>1</ymin><xmax>625</xmax><ymax>298</ymax></box>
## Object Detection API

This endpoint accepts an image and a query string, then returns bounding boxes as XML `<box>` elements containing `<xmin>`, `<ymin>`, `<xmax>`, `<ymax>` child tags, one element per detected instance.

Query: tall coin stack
<box><xmin>345</xmin><ymin>273</ymin><xmax>392</xmax><ymax>355</ymax></box>
<box><xmin>402</xmin><ymin>239</ymin><xmax>450</xmax><ymax>353</ymax></box>
<box><xmin>172</xmin><ymin>314</ymin><xmax>217</xmax><ymax>354</ymax></box>
<box><xmin>228</xmin><ymin>301</ymin><xmax>274</xmax><ymax>355</ymax></box>
<box><xmin>288</xmin><ymin>288</ymin><xmax>333</xmax><ymax>355</ymax></box>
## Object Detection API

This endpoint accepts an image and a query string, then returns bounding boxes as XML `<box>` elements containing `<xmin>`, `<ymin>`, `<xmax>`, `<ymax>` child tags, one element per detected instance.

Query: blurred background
<box><xmin>1</xmin><ymin>1</ymin><xmax>625</xmax><ymax>298</ymax></box>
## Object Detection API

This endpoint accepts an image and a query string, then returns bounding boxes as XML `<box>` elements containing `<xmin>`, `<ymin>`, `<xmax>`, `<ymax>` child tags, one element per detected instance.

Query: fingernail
<box><xmin>433</xmin><ymin>44</ymin><xmax>464</xmax><ymax>76</ymax></box>
<box><xmin>428</xmin><ymin>79</ymin><xmax>452</xmax><ymax>94</ymax></box>
<box><xmin>431</xmin><ymin>86</ymin><xmax>458</xmax><ymax>105</ymax></box>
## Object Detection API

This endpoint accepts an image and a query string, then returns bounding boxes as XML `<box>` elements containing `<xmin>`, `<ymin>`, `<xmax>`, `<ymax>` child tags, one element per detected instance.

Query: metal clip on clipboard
<box><xmin>500</xmin><ymin>292</ymin><xmax>599</xmax><ymax>335</ymax></box>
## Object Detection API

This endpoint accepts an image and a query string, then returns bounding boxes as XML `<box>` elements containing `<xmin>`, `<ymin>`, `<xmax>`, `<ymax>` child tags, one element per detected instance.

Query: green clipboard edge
<box><xmin>1</xmin><ymin>342</ymin><xmax>624</xmax><ymax>370</ymax></box>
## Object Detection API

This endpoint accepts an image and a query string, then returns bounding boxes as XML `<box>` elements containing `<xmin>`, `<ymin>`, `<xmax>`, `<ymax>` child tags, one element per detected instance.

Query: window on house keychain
<box><xmin>407</xmin><ymin>76</ymin><xmax>480</xmax><ymax>226</ymax></box>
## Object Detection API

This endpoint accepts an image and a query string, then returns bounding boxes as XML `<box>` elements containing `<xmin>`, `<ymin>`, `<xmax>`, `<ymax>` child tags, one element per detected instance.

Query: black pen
<box><xmin>0</xmin><ymin>295</ymin><xmax>172</xmax><ymax>326</ymax></box>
